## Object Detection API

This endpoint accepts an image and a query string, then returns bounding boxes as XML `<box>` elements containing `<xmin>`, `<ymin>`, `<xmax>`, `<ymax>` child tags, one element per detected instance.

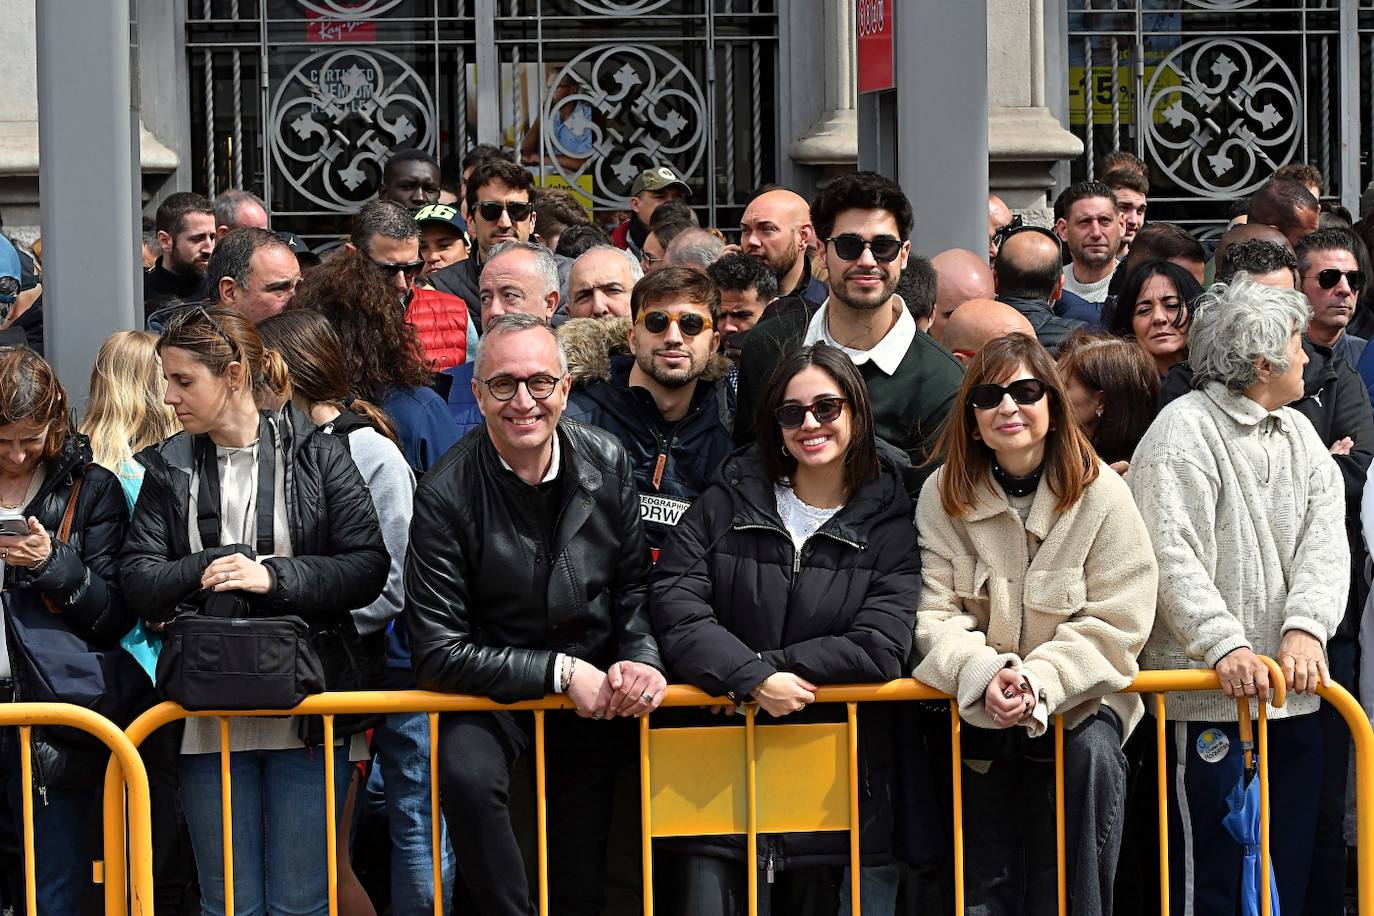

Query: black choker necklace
<box><xmin>992</xmin><ymin>460</ymin><xmax>1043</xmax><ymax>498</ymax></box>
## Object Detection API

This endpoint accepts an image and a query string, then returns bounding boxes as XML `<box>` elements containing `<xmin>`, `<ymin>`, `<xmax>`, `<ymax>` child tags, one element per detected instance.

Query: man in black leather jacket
<box><xmin>405</xmin><ymin>311</ymin><xmax>666</xmax><ymax>916</ymax></box>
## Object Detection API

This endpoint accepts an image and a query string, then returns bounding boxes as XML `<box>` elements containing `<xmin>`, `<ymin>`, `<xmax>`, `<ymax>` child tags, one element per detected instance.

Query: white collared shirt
<box><xmin>497</xmin><ymin>432</ymin><xmax>562</xmax><ymax>484</ymax></box>
<box><xmin>802</xmin><ymin>296</ymin><xmax>915</xmax><ymax>376</ymax></box>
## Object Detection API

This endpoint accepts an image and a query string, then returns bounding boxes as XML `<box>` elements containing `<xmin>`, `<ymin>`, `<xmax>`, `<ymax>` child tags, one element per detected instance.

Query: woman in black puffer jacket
<box><xmin>0</xmin><ymin>345</ymin><xmax>142</xmax><ymax>915</ymax></box>
<box><xmin>651</xmin><ymin>344</ymin><xmax>920</xmax><ymax>916</ymax></box>
<box><xmin>120</xmin><ymin>306</ymin><xmax>388</xmax><ymax>916</ymax></box>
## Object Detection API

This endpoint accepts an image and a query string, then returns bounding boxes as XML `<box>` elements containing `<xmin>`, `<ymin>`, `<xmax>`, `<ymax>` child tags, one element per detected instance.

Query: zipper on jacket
<box><xmin>766</xmin><ymin>848</ymin><xmax>775</xmax><ymax>884</ymax></box>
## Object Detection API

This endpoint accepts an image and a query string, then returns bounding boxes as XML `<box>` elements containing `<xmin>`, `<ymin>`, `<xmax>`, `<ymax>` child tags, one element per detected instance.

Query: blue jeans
<box><xmin>0</xmin><ymin>736</ymin><xmax>96</xmax><ymax>916</ymax></box>
<box><xmin>366</xmin><ymin>711</ymin><xmax>454</xmax><ymax>915</ymax></box>
<box><xmin>180</xmin><ymin>746</ymin><xmax>351</xmax><ymax>916</ymax></box>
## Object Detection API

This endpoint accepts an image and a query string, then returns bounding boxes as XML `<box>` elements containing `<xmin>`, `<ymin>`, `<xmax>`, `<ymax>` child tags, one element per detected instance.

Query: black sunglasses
<box><xmin>637</xmin><ymin>309</ymin><xmax>713</xmax><ymax>337</ymax></box>
<box><xmin>774</xmin><ymin>397</ymin><xmax>848</xmax><ymax>429</ymax></box>
<box><xmin>1307</xmin><ymin>268</ymin><xmax>1365</xmax><ymax>292</ymax></box>
<box><xmin>479</xmin><ymin>373</ymin><xmax>563</xmax><ymax>401</ymax></box>
<box><xmin>967</xmin><ymin>379</ymin><xmax>1048</xmax><ymax>411</ymax></box>
<box><xmin>476</xmin><ymin>200</ymin><xmax>534</xmax><ymax>223</ymax></box>
<box><xmin>372</xmin><ymin>258</ymin><xmax>425</xmax><ymax>281</ymax></box>
<box><xmin>826</xmin><ymin>234</ymin><xmax>903</xmax><ymax>263</ymax></box>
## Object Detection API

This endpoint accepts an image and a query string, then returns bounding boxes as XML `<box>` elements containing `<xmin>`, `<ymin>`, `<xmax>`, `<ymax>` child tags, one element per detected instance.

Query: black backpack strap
<box><xmin>194</xmin><ymin>414</ymin><xmax>276</xmax><ymax>555</ymax></box>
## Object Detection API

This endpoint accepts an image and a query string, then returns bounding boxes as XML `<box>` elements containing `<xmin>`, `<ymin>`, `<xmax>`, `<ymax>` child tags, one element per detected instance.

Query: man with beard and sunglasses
<box><xmin>429</xmin><ymin>158</ymin><xmax>539</xmax><ymax>331</ymax></box>
<box><xmin>733</xmin><ymin>171</ymin><xmax>964</xmax><ymax>499</ymax></box>
<box><xmin>349</xmin><ymin>199</ymin><xmax>474</xmax><ymax>371</ymax></box>
<box><xmin>561</xmin><ymin>267</ymin><xmax>733</xmax><ymax>555</ymax></box>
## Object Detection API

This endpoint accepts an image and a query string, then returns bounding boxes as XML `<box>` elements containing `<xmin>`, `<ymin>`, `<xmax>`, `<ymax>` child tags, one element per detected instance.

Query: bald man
<box><xmin>993</xmin><ymin>228</ymin><xmax>1085</xmax><ymax>355</ymax></box>
<box><xmin>930</xmin><ymin>248</ymin><xmax>995</xmax><ymax>344</ymax></box>
<box><xmin>988</xmin><ymin>194</ymin><xmax>1014</xmax><ymax>260</ymax></box>
<box><xmin>942</xmin><ymin>298</ymin><xmax>1036</xmax><ymax>363</ymax></box>
<box><xmin>740</xmin><ymin>188</ymin><xmax>827</xmax><ymax>304</ymax></box>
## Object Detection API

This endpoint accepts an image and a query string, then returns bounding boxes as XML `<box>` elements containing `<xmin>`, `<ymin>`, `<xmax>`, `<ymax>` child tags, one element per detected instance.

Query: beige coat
<box><xmin>913</xmin><ymin>463</ymin><xmax>1158</xmax><ymax>738</ymax></box>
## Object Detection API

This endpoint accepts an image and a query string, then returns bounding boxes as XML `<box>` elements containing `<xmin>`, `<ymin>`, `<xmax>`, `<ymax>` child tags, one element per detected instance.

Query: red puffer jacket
<box><xmin>407</xmin><ymin>286</ymin><xmax>470</xmax><ymax>371</ymax></box>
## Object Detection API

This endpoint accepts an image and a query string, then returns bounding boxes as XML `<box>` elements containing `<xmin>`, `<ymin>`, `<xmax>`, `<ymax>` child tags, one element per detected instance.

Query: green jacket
<box><xmin>733</xmin><ymin>303</ymin><xmax>965</xmax><ymax>498</ymax></box>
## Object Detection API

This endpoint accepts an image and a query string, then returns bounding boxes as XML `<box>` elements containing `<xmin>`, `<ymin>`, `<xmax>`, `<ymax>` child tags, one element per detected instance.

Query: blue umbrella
<box><xmin>1222</xmin><ymin>707</ymin><xmax>1280</xmax><ymax>916</ymax></box>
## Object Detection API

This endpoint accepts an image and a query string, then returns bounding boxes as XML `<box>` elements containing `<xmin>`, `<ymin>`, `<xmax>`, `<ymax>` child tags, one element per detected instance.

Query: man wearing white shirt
<box><xmin>733</xmin><ymin>171</ymin><xmax>965</xmax><ymax>497</ymax></box>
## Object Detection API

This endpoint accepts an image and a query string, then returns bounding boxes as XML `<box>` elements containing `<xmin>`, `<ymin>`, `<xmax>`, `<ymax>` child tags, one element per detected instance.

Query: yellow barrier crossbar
<box><xmin>94</xmin><ymin>660</ymin><xmax>1374</xmax><ymax>916</ymax></box>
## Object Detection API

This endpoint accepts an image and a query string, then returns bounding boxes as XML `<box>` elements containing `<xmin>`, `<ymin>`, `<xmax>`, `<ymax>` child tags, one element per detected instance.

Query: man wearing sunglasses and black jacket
<box><xmin>1298</xmin><ymin>227</ymin><xmax>1368</xmax><ymax>368</ymax></box>
<box><xmin>428</xmin><ymin>157</ymin><xmax>540</xmax><ymax>330</ymax></box>
<box><xmin>561</xmin><ymin>267</ymin><xmax>733</xmax><ymax>557</ymax></box>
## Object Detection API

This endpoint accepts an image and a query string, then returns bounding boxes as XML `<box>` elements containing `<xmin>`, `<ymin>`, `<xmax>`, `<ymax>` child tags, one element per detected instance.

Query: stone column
<box><xmin>987</xmin><ymin>0</ymin><xmax>1082</xmax><ymax>221</ymax></box>
<box><xmin>788</xmin><ymin>0</ymin><xmax>858</xmax><ymax>182</ymax></box>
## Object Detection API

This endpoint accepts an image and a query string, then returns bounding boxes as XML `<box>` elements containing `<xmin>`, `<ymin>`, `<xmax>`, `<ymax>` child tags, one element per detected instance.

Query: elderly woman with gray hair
<box><xmin>1128</xmin><ymin>275</ymin><xmax>1347</xmax><ymax>916</ymax></box>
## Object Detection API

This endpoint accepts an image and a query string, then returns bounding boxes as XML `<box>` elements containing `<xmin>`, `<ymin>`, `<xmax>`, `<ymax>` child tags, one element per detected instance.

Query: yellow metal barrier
<box><xmin>97</xmin><ymin>663</ymin><xmax>1374</xmax><ymax>916</ymax></box>
<box><xmin>0</xmin><ymin>703</ymin><xmax>155</xmax><ymax>916</ymax></box>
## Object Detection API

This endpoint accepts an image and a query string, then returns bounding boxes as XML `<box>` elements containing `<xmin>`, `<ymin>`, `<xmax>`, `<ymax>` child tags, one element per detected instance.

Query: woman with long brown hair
<box><xmin>0</xmin><ymin>346</ymin><xmax>138</xmax><ymax>915</ymax></box>
<box><xmin>913</xmin><ymin>332</ymin><xmax>1157</xmax><ymax>915</ymax></box>
<box><xmin>256</xmin><ymin>310</ymin><xmax>454</xmax><ymax>913</ymax></box>
<box><xmin>1056</xmin><ymin>332</ymin><xmax>1159</xmax><ymax>472</ymax></box>
<box><xmin>290</xmin><ymin>249</ymin><xmax>459</xmax><ymax>472</ymax></box>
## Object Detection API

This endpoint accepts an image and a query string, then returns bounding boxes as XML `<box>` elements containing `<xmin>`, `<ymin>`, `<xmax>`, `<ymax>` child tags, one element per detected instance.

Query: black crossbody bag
<box><xmin>156</xmin><ymin>418</ymin><xmax>325</xmax><ymax>710</ymax></box>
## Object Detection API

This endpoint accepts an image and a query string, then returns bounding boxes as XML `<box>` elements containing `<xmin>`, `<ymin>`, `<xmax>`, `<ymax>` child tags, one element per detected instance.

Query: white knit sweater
<box><xmin>1128</xmin><ymin>382</ymin><xmax>1348</xmax><ymax>721</ymax></box>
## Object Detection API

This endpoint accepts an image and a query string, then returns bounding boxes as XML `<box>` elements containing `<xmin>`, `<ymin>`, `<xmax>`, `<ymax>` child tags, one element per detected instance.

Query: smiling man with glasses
<box><xmin>429</xmin><ymin>158</ymin><xmax>540</xmax><ymax>331</ymax></box>
<box><xmin>562</xmin><ymin>266</ymin><xmax>733</xmax><ymax>553</ymax></box>
<box><xmin>406</xmin><ymin>310</ymin><xmax>666</xmax><ymax>916</ymax></box>
<box><xmin>733</xmin><ymin>171</ymin><xmax>964</xmax><ymax>499</ymax></box>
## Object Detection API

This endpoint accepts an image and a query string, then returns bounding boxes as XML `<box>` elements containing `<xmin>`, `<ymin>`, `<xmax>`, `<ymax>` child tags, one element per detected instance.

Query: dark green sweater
<box><xmin>733</xmin><ymin>304</ymin><xmax>965</xmax><ymax>498</ymax></box>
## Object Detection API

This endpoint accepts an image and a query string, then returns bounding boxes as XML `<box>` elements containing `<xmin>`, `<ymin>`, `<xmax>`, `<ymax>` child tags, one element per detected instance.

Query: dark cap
<box><xmin>630</xmin><ymin>166</ymin><xmax>691</xmax><ymax>198</ymax></box>
<box><xmin>415</xmin><ymin>203</ymin><xmax>469</xmax><ymax>237</ymax></box>
<box><xmin>276</xmin><ymin>230</ymin><xmax>312</xmax><ymax>255</ymax></box>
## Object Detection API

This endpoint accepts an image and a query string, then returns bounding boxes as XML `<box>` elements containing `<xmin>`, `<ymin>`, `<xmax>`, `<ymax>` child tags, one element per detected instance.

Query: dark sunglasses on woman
<box><xmin>1307</xmin><ymin>268</ymin><xmax>1365</xmax><ymax>292</ymax></box>
<box><xmin>773</xmin><ymin>397</ymin><xmax>848</xmax><ymax>429</ymax></box>
<box><xmin>967</xmin><ymin>379</ymin><xmax>1048</xmax><ymax>410</ymax></box>
<box><xmin>476</xmin><ymin>200</ymin><xmax>534</xmax><ymax>222</ymax></box>
<box><xmin>636</xmin><ymin>309</ymin><xmax>713</xmax><ymax>336</ymax></box>
<box><xmin>826</xmin><ymin>233</ymin><xmax>903</xmax><ymax>263</ymax></box>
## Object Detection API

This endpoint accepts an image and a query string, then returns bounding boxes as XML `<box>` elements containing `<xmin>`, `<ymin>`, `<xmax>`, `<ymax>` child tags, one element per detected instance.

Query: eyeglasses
<box><xmin>967</xmin><ymin>379</ymin><xmax>1048</xmax><ymax>410</ymax></box>
<box><xmin>372</xmin><ymin>258</ymin><xmax>425</xmax><ymax>282</ymax></box>
<box><xmin>636</xmin><ymin>309</ymin><xmax>714</xmax><ymax>336</ymax></box>
<box><xmin>826</xmin><ymin>234</ymin><xmax>903</xmax><ymax>263</ymax></box>
<box><xmin>167</xmin><ymin>305</ymin><xmax>242</xmax><ymax>361</ymax></box>
<box><xmin>1306</xmin><ymin>268</ymin><xmax>1365</xmax><ymax>292</ymax></box>
<box><xmin>641</xmin><ymin>251</ymin><xmax>662</xmax><ymax>267</ymax></box>
<box><xmin>773</xmin><ymin>397</ymin><xmax>848</xmax><ymax>429</ymax></box>
<box><xmin>478</xmin><ymin>373</ymin><xmax>563</xmax><ymax>401</ymax></box>
<box><xmin>476</xmin><ymin>200</ymin><xmax>534</xmax><ymax>223</ymax></box>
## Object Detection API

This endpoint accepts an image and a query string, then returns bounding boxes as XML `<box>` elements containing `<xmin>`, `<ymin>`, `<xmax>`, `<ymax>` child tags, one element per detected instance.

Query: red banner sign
<box><xmin>856</xmin><ymin>0</ymin><xmax>894</xmax><ymax>94</ymax></box>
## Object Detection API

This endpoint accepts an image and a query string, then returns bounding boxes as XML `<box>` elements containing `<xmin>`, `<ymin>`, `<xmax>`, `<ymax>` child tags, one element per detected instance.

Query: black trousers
<box><xmin>438</xmin><ymin>709</ymin><xmax>636</xmax><ymax>916</ymax></box>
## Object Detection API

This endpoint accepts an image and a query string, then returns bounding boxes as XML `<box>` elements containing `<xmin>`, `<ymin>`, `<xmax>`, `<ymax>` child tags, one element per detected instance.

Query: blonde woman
<box><xmin>81</xmin><ymin>330</ymin><xmax>178</xmax><ymax>511</ymax></box>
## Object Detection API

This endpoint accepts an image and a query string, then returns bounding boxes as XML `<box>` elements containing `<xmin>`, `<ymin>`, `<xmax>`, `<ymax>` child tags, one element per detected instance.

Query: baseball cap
<box><xmin>276</xmin><ymin>230</ymin><xmax>312</xmax><ymax>255</ymax></box>
<box><xmin>415</xmin><ymin>203</ymin><xmax>469</xmax><ymax>238</ymax></box>
<box><xmin>630</xmin><ymin>166</ymin><xmax>691</xmax><ymax>198</ymax></box>
<box><xmin>0</xmin><ymin>235</ymin><xmax>20</xmax><ymax>306</ymax></box>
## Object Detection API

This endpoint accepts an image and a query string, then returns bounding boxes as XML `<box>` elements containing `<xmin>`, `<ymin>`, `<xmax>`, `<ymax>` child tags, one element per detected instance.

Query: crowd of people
<box><xmin>0</xmin><ymin>142</ymin><xmax>1367</xmax><ymax>916</ymax></box>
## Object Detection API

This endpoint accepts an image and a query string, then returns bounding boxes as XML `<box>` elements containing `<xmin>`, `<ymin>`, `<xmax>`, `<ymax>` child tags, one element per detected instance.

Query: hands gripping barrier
<box><xmin>88</xmin><ymin>660</ymin><xmax>1373</xmax><ymax>916</ymax></box>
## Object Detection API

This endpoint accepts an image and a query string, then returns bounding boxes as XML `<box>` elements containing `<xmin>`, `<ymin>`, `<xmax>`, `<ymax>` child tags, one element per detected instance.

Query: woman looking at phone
<box><xmin>913</xmin><ymin>332</ymin><xmax>1157</xmax><ymax>915</ymax></box>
